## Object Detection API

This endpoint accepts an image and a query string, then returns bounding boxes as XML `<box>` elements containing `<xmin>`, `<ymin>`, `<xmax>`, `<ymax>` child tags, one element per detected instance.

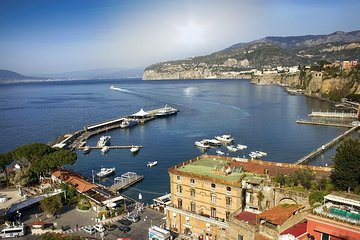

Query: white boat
<box><xmin>227</xmin><ymin>145</ymin><xmax>238</xmax><ymax>152</ymax></box>
<box><xmin>120</xmin><ymin>118</ymin><xmax>138</xmax><ymax>128</ymax></box>
<box><xmin>256</xmin><ymin>151</ymin><xmax>267</xmax><ymax>156</ymax></box>
<box><xmin>96</xmin><ymin>167</ymin><xmax>115</xmax><ymax>177</ymax></box>
<box><xmin>155</xmin><ymin>105</ymin><xmax>178</xmax><ymax>117</ymax></box>
<box><xmin>203</xmin><ymin>139</ymin><xmax>222</xmax><ymax>146</ymax></box>
<box><xmin>236</xmin><ymin>144</ymin><xmax>248</xmax><ymax>150</ymax></box>
<box><xmin>195</xmin><ymin>141</ymin><xmax>210</xmax><ymax>149</ymax></box>
<box><xmin>97</xmin><ymin>136</ymin><xmax>111</xmax><ymax>147</ymax></box>
<box><xmin>83</xmin><ymin>146</ymin><xmax>91</xmax><ymax>154</ymax></box>
<box><xmin>110</xmin><ymin>85</ymin><xmax>121</xmax><ymax>91</ymax></box>
<box><xmin>130</xmin><ymin>146</ymin><xmax>140</xmax><ymax>154</ymax></box>
<box><xmin>216</xmin><ymin>150</ymin><xmax>225</xmax><ymax>155</ymax></box>
<box><xmin>147</xmin><ymin>161</ymin><xmax>158</xmax><ymax>167</ymax></box>
<box><xmin>249</xmin><ymin>151</ymin><xmax>262</xmax><ymax>159</ymax></box>
<box><xmin>215</xmin><ymin>134</ymin><xmax>234</xmax><ymax>143</ymax></box>
<box><xmin>101</xmin><ymin>146</ymin><xmax>110</xmax><ymax>154</ymax></box>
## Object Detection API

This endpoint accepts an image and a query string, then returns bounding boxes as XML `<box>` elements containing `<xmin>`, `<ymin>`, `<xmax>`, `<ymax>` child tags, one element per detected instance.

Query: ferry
<box><xmin>120</xmin><ymin>118</ymin><xmax>138</xmax><ymax>128</ymax></box>
<box><xmin>215</xmin><ymin>134</ymin><xmax>234</xmax><ymax>143</ymax></box>
<box><xmin>96</xmin><ymin>167</ymin><xmax>115</xmax><ymax>177</ymax></box>
<box><xmin>155</xmin><ymin>105</ymin><xmax>178</xmax><ymax>117</ymax></box>
<box><xmin>101</xmin><ymin>146</ymin><xmax>110</xmax><ymax>154</ymax></box>
<box><xmin>147</xmin><ymin>161</ymin><xmax>158</xmax><ymax>167</ymax></box>
<box><xmin>97</xmin><ymin>136</ymin><xmax>111</xmax><ymax>147</ymax></box>
<box><xmin>83</xmin><ymin>146</ymin><xmax>91</xmax><ymax>154</ymax></box>
<box><xmin>130</xmin><ymin>146</ymin><xmax>140</xmax><ymax>154</ymax></box>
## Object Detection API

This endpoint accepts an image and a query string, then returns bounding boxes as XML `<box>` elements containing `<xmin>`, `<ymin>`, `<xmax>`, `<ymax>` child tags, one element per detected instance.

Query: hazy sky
<box><xmin>1</xmin><ymin>0</ymin><xmax>359</xmax><ymax>74</ymax></box>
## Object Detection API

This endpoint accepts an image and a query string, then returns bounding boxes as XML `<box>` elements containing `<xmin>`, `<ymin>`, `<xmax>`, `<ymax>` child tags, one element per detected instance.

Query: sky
<box><xmin>0</xmin><ymin>0</ymin><xmax>360</xmax><ymax>74</ymax></box>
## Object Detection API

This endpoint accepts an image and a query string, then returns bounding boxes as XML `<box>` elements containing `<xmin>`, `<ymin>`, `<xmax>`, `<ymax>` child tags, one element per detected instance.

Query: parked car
<box><xmin>126</xmin><ymin>214</ymin><xmax>140</xmax><ymax>223</ymax></box>
<box><xmin>94</xmin><ymin>224</ymin><xmax>105</xmax><ymax>233</ymax></box>
<box><xmin>118</xmin><ymin>218</ymin><xmax>132</xmax><ymax>226</ymax></box>
<box><xmin>104</xmin><ymin>224</ymin><xmax>117</xmax><ymax>231</ymax></box>
<box><xmin>118</xmin><ymin>225</ymin><xmax>131</xmax><ymax>233</ymax></box>
<box><xmin>83</xmin><ymin>226</ymin><xmax>96</xmax><ymax>234</ymax></box>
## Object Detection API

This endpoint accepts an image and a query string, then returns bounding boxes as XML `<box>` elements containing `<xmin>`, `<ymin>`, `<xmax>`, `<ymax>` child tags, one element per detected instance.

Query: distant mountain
<box><xmin>38</xmin><ymin>67</ymin><xmax>144</xmax><ymax>79</ymax></box>
<box><xmin>143</xmin><ymin>30</ymin><xmax>360</xmax><ymax>80</ymax></box>
<box><xmin>0</xmin><ymin>69</ymin><xmax>47</xmax><ymax>81</ymax></box>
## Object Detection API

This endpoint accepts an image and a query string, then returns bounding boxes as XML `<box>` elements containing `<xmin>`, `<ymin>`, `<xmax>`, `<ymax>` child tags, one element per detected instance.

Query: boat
<box><xmin>147</xmin><ymin>161</ymin><xmax>158</xmax><ymax>167</ymax></box>
<box><xmin>216</xmin><ymin>150</ymin><xmax>225</xmax><ymax>155</ymax></box>
<box><xmin>227</xmin><ymin>145</ymin><xmax>238</xmax><ymax>152</ymax></box>
<box><xmin>97</xmin><ymin>136</ymin><xmax>111</xmax><ymax>147</ymax></box>
<box><xmin>203</xmin><ymin>139</ymin><xmax>222</xmax><ymax>146</ymax></box>
<box><xmin>110</xmin><ymin>85</ymin><xmax>121</xmax><ymax>91</ymax></box>
<box><xmin>130</xmin><ymin>146</ymin><xmax>140</xmax><ymax>154</ymax></box>
<box><xmin>249</xmin><ymin>151</ymin><xmax>263</xmax><ymax>159</ymax></box>
<box><xmin>215</xmin><ymin>134</ymin><xmax>234</xmax><ymax>143</ymax></box>
<box><xmin>256</xmin><ymin>151</ymin><xmax>267</xmax><ymax>157</ymax></box>
<box><xmin>236</xmin><ymin>144</ymin><xmax>248</xmax><ymax>150</ymax></box>
<box><xmin>120</xmin><ymin>118</ymin><xmax>138</xmax><ymax>128</ymax></box>
<box><xmin>96</xmin><ymin>167</ymin><xmax>115</xmax><ymax>177</ymax></box>
<box><xmin>195</xmin><ymin>141</ymin><xmax>210</xmax><ymax>149</ymax></box>
<box><xmin>155</xmin><ymin>105</ymin><xmax>178</xmax><ymax>117</ymax></box>
<box><xmin>101</xmin><ymin>146</ymin><xmax>110</xmax><ymax>154</ymax></box>
<box><xmin>83</xmin><ymin>146</ymin><xmax>91</xmax><ymax>154</ymax></box>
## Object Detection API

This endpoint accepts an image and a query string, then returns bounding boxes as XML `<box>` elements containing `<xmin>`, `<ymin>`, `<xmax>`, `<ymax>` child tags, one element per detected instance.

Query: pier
<box><xmin>109</xmin><ymin>172</ymin><xmax>144</xmax><ymax>192</ymax></box>
<box><xmin>296</xmin><ymin>120</ymin><xmax>353</xmax><ymax>128</ymax></box>
<box><xmin>309</xmin><ymin>111</ymin><xmax>357</xmax><ymax>119</ymax></box>
<box><xmin>295</xmin><ymin>125</ymin><xmax>360</xmax><ymax>165</ymax></box>
<box><xmin>78</xmin><ymin>145</ymin><xmax>143</xmax><ymax>150</ymax></box>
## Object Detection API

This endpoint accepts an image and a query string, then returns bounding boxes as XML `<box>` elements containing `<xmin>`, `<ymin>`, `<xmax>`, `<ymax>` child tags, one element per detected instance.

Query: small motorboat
<box><xmin>101</xmin><ymin>146</ymin><xmax>110</xmax><ymax>154</ymax></box>
<box><xmin>120</xmin><ymin>118</ymin><xmax>138</xmax><ymax>128</ymax></box>
<box><xmin>97</xmin><ymin>136</ymin><xmax>111</xmax><ymax>147</ymax></box>
<box><xmin>130</xmin><ymin>146</ymin><xmax>140</xmax><ymax>154</ymax></box>
<box><xmin>83</xmin><ymin>146</ymin><xmax>91</xmax><ymax>154</ymax></box>
<box><xmin>203</xmin><ymin>139</ymin><xmax>222</xmax><ymax>146</ymax></box>
<box><xmin>195</xmin><ymin>141</ymin><xmax>210</xmax><ymax>149</ymax></box>
<box><xmin>215</xmin><ymin>134</ymin><xmax>234</xmax><ymax>143</ymax></box>
<box><xmin>256</xmin><ymin>151</ymin><xmax>267</xmax><ymax>156</ymax></box>
<box><xmin>147</xmin><ymin>161</ymin><xmax>158</xmax><ymax>167</ymax></box>
<box><xmin>236</xmin><ymin>144</ymin><xmax>248</xmax><ymax>150</ymax></box>
<box><xmin>216</xmin><ymin>150</ymin><xmax>225</xmax><ymax>155</ymax></box>
<box><xmin>227</xmin><ymin>145</ymin><xmax>238</xmax><ymax>152</ymax></box>
<box><xmin>96</xmin><ymin>167</ymin><xmax>115</xmax><ymax>177</ymax></box>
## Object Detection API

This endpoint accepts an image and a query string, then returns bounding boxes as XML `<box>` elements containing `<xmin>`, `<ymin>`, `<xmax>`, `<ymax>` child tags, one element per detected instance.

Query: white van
<box><xmin>0</xmin><ymin>224</ymin><xmax>25</xmax><ymax>238</ymax></box>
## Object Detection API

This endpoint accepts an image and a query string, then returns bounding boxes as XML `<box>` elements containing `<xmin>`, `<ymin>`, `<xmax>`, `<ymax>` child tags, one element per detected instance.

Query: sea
<box><xmin>0</xmin><ymin>78</ymin><xmax>348</xmax><ymax>203</ymax></box>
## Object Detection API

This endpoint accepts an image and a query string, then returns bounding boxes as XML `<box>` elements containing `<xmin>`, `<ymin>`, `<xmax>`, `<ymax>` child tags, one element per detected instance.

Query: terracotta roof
<box><xmin>255</xmin><ymin>233</ymin><xmax>272</xmax><ymax>240</ymax></box>
<box><xmin>65</xmin><ymin>176</ymin><xmax>96</xmax><ymax>193</ymax></box>
<box><xmin>235</xmin><ymin>211</ymin><xmax>258</xmax><ymax>225</ymax></box>
<box><xmin>51</xmin><ymin>170</ymin><xmax>62</xmax><ymax>178</ymax></box>
<box><xmin>259</xmin><ymin>204</ymin><xmax>304</xmax><ymax>226</ymax></box>
<box><xmin>281</xmin><ymin>221</ymin><xmax>307</xmax><ymax>237</ymax></box>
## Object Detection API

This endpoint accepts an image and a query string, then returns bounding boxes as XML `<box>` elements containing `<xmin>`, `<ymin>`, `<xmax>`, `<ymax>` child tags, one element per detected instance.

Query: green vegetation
<box><xmin>77</xmin><ymin>197</ymin><xmax>91</xmax><ymax>211</ymax></box>
<box><xmin>40</xmin><ymin>194</ymin><xmax>63</xmax><ymax>216</ymax></box>
<box><xmin>0</xmin><ymin>152</ymin><xmax>13</xmax><ymax>186</ymax></box>
<box><xmin>331</xmin><ymin>137</ymin><xmax>360</xmax><ymax>192</ymax></box>
<box><xmin>42</xmin><ymin>233</ymin><xmax>84</xmax><ymax>240</ymax></box>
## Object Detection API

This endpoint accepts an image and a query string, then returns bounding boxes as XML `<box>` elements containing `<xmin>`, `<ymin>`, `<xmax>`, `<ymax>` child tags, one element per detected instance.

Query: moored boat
<box><xmin>195</xmin><ymin>141</ymin><xmax>210</xmax><ymax>149</ymax></box>
<box><xmin>147</xmin><ymin>161</ymin><xmax>158</xmax><ymax>167</ymax></box>
<box><xmin>97</xmin><ymin>136</ymin><xmax>111</xmax><ymax>147</ymax></box>
<box><xmin>96</xmin><ymin>167</ymin><xmax>115</xmax><ymax>177</ymax></box>
<box><xmin>155</xmin><ymin>105</ymin><xmax>178</xmax><ymax>117</ymax></box>
<box><xmin>130</xmin><ymin>146</ymin><xmax>140</xmax><ymax>154</ymax></box>
<box><xmin>101</xmin><ymin>146</ymin><xmax>110</xmax><ymax>154</ymax></box>
<box><xmin>216</xmin><ymin>150</ymin><xmax>225</xmax><ymax>155</ymax></box>
<box><xmin>227</xmin><ymin>145</ymin><xmax>238</xmax><ymax>152</ymax></box>
<box><xmin>120</xmin><ymin>118</ymin><xmax>138</xmax><ymax>128</ymax></box>
<box><xmin>215</xmin><ymin>134</ymin><xmax>234</xmax><ymax>143</ymax></box>
<box><xmin>203</xmin><ymin>139</ymin><xmax>222</xmax><ymax>146</ymax></box>
<box><xmin>83</xmin><ymin>146</ymin><xmax>91</xmax><ymax>154</ymax></box>
<box><xmin>256</xmin><ymin>151</ymin><xmax>267</xmax><ymax>156</ymax></box>
<box><xmin>236</xmin><ymin>144</ymin><xmax>248</xmax><ymax>150</ymax></box>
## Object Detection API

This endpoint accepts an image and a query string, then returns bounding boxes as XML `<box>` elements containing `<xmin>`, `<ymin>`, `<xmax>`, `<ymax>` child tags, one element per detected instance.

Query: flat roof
<box><xmin>325</xmin><ymin>192</ymin><xmax>360</xmax><ymax>207</ymax></box>
<box><xmin>174</xmin><ymin>156</ymin><xmax>244</xmax><ymax>182</ymax></box>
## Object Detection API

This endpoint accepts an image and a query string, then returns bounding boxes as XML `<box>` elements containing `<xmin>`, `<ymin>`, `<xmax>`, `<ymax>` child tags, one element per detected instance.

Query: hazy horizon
<box><xmin>1</xmin><ymin>0</ymin><xmax>360</xmax><ymax>75</ymax></box>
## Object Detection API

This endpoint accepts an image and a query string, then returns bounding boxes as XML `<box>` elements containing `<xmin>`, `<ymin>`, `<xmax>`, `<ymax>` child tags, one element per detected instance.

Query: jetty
<box><xmin>109</xmin><ymin>172</ymin><xmax>144</xmax><ymax>192</ymax></box>
<box><xmin>309</xmin><ymin>111</ymin><xmax>357</xmax><ymax>119</ymax></box>
<box><xmin>296</xmin><ymin>120</ymin><xmax>353</xmax><ymax>128</ymax></box>
<box><xmin>78</xmin><ymin>145</ymin><xmax>143</xmax><ymax>150</ymax></box>
<box><xmin>295</xmin><ymin>125</ymin><xmax>360</xmax><ymax>165</ymax></box>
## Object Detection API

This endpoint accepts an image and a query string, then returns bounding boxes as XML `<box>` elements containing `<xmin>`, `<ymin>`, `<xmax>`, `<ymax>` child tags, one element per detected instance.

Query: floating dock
<box><xmin>295</xmin><ymin>125</ymin><xmax>360</xmax><ymax>165</ymax></box>
<box><xmin>109</xmin><ymin>172</ymin><xmax>144</xmax><ymax>192</ymax></box>
<box><xmin>309</xmin><ymin>111</ymin><xmax>357</xmax><ymax>119</ymax></box>
<box><xmin>296</xmin><ymin>120</ymin><xmax>353</xmax><ymax>128</ymax></box>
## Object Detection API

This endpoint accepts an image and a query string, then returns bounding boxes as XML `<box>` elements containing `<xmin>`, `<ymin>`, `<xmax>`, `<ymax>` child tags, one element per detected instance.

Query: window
<box><xmin>178</xmin><ymin>198</ymin><xmax>182</xmax><ymax>209</ymax></box>
<box><xmin>226</xmin><ymin>197</ymin><xmax>232</xmax><ymax>207</ymax></box>
<box><xmin>177</xmin><ymin>175</ymin><xmax>181</xmax><ymax>181</ymax></box>
<box><xmin>190</xmin><ymin>188</ymin><xmax>195</xmax><ymax>197</ymax></box>
<box><xmin>321</xmin><ymin>233</ymin><xmax>329</xmax><ymax>240</ymax></box>
<box><xmin>190</xmin><ymin>178</ymin><xmax>195</xmax><ymax>184</ymax></box>
<box><xmin>177</xmin><ymin>185</ymin><xmax>182</xmax><ymax>194</ymax></box>
<box><xmin>211</xmin><ymin>207</ymin><xmax>216</xmax><ymax>218</ymax></box>
<box><xmin>238</xmin><ymin>235</ymin><xmax>244</xmax><ymax>240</ymax></box>
<box><xmin>249</xmin><ymin>194</ymin><xmax>254</xmax><ymax>203</ymax></box>
<box><xmin>211</xmin><ymin>194</ymin><xmax>216</xmax><ymax>203</ymax></box>
<box><xmin>226</xmin><ymin>211</ymin><xmax>231</xmax><ymax>221</ymax></box>
<box><xmin>226</xmin><ymin>186</ymin><xmax>231</xmax><ymax>192</ymax></box>
<box><xmin>191</xmin><ymin>202</ymin><xmax>196</xmax><ymax>213</ymax></box>
<box><xmin>211</xmin><ymin>183</ymin><xmax>216</xmax><ymax>189</ymax></box>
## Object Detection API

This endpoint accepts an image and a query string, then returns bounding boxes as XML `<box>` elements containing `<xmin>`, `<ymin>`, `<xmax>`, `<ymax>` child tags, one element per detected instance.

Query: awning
<box><xmin>131</xmin><ymin>108</ymin><xmax>150</xmax><ymax>117</ymax></box>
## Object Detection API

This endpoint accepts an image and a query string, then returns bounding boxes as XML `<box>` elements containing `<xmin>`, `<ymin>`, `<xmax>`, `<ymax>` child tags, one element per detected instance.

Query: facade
<box><xmin>306</xmin><ymin>192</ymin><xmax>360</xmax><ymax>240</ymax></box>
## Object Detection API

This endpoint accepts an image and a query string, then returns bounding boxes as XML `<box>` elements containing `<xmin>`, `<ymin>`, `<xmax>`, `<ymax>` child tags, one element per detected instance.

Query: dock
<box><xmin>296</xmin><ymin>120</ymin><xmax>353</xmax><ymax>128</ymax></box>
<box><xmin>78</xmin><ymin>145</ymin><xmax>143</xmax><ymax>150</ymax></box>
<box><xmin>309</xmin><ymin>111</ymin><xmax>357</xmax><ymax>119</ymax></box>
<box><xmin>109</xmin><ymin>172</ymin><xmax>144</xmax><ymax>192</ymax></box>
<box><xmin>295</xmin><ymin>125</ymin><xmax>360</xmax><ymax>165</ymax></box>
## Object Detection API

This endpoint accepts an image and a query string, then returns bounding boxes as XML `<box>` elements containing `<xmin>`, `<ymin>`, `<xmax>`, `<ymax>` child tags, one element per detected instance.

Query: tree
<box><xmin>40</xmin><ymin>194</ymin><xmax>62</xmax><ymax>216</ymax></box>
<box><xmin>0</xmin><ymin>152</ymin><xmax>13</xmax><ymax>186</ymax></box>
<box><xmin>292</xmin><ymin>169</ymin><xmax>315</xmax><ymax>190</ymax></box>
<box><xmin>331</xmin><ymin>137</ymin><xmax>360</xmax><ymax>191</ymax></box>
<box><xmin>12</xmin><ymin>143</ymin><xmax>53</xmax><ymax>165</ymax></box>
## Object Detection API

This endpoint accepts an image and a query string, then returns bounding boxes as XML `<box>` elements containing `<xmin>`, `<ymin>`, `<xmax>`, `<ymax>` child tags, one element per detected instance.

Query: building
<box><xmin>342</xmin><ymin>60</ymin><xmax>358</xmax><ymax>70</ymax></box>
<box><xmin>306</xmin><ymin>192</ymin><xmax>360</xmax><ymax>240</ymax></box>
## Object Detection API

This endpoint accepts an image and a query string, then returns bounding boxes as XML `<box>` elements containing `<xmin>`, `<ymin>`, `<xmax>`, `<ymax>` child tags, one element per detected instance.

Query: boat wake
<box><xmin>197</xmin><ymin>99</ymin><xmax>249</xmax><ymax>116</ymax></box>
<box><xmin>110</xmin><ymin>85</ymin><xmax>133</xmax><ymax>93</ymax></box>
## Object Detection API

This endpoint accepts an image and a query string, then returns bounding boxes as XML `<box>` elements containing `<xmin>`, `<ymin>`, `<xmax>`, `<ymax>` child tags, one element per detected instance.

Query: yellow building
<box><xmin>166</xmin><ymin>155</ymin><xmax>244</xmax><ymax>239</ymax></box>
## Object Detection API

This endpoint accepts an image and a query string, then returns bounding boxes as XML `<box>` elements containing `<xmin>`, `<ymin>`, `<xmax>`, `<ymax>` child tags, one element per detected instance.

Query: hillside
<box><xmin>0</xmin><ymin>69</ymin><xmax>47</xmax><ymax>82</ymax></box>
<box><xmin>143</xmin><ymin>30</ymin><xmax>360</xmax><ymax>80</ymax></box>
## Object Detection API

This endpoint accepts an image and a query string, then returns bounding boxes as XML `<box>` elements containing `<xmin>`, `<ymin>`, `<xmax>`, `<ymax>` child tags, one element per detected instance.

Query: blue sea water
<box><xmin>0</xmin><ymin>79</ymin><xmax>345</xmax><ymax>203</ymax></box>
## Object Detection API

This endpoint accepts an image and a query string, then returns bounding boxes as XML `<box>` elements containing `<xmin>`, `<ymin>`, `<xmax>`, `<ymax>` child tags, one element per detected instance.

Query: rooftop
<box><xmin>259</xmin><ymin>204</ymin><xmax>304</xmax><ymax>226</ymax></box>
<box><xmin>235</xmin><ymin>211</ymin><xmax>258</xmax><ymax>225</ymax></box>
<box><xmin>280</xmin><ymin>221</ymin><xmax>307</xmax><ymax>238</ymax></box>
<box><xmin>325</xmin><ymin>192</ymin><xmax>360</xmax><ymax>207</ymax></box>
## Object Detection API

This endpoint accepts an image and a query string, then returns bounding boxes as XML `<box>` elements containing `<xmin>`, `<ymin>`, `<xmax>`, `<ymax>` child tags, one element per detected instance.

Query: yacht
<box><xmin>203</xmin><ymin>139</ymin><xmax>222</xmax><ymax>146</ymax></box>
<box><xmin>236</xmin><ymin>144</ymin><xmax>248</xmax><ymax>150</ymax></box>
<box><xmin>147</xmin><ymin>161</ymin><xmax>158</xmax><ymax>167</ymax></box>
<box><xmin>101</xmin><ymin>146</ymin><xmax>110</xmax><ymax>154</ymax></box>
<box><xmin>256</xmin><ymin>151</ymin><xmax>267</xmax><ymax>157</ymax></box>
<box><xmin>155</xmin><ymin>105</ymin><xmax>178</xmax><ymax>117</ymax></box>
<box><xmin>227</xmin><ymin>145</ymin><xmax>238</xmax><ymax>152</ymax></box>
<box><xmin>195</xmin><ymin>141</ymin><xmax>210</xmax><ymax>149</ymax></box>
<box><xmin>97</xmin><ymin>136</ymin><xmax>111</xmax><ymax>147</ymax></box>
<box><xmin>215</xmin><ymin>134</ymin><xmax>234</xmax><ymax>143</ymax></box>
<box><xmin>96</xmin><ymin>167</ymin><xmax>115</xmax><ymax>177</ymax></box>
<box><xmin>120</xmin><ymin>118</ymin><xmax>138</xmax><ymax>128</ymax></box>
<box><xmin>130</xmin><ymin>146</ymin><xmax>140</xmax><ymax>154</ymax></box>
<box><xmin>216</xmin><ymin>150</ymin><xmax>225</xmax><ymax>155</ymax></box>
<box><xmin>83</xmin><ymin>146</ymin><xmax>91</xmax><ymax>154</ymax></box>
